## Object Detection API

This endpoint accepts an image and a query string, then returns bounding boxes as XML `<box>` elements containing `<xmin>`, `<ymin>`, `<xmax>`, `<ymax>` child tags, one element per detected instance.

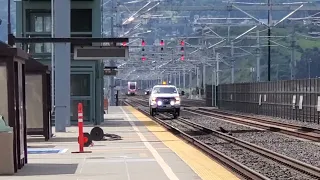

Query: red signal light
<box><xmin>180</xmin><ymin>40</ymin><xmax>184</xmax><ymax>46</ymax></box>
<box><xmin>122</xmin><ymin>42</ymin><xmax>127</xmax><ymax>46</ymax></box>
<box><xmin>180</xmin><ymin>55</ymin><xmax>185</xmax><ymax>61</ymax></box>
<box><xmin>142</xmin><ymin>56</ymin><xmax>146</xmax><ymax>61</ymax></box>
<box><xmin>141</xmin><ymin>40</ymin><xmax>146</xmax><ymax>46</ymax></box>
<box><xmin>160</xmin><ymin>39</ymin><xmax>164</xmax><ymax>46</ymax></box>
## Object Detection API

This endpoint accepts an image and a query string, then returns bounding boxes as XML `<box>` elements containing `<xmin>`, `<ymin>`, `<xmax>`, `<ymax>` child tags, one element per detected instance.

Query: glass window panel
<box><xmin>70</xmin><ymin>100</ymin><xmax>90</xmax><ymax>122</ymax></box>
<box><xmin>71</xmin><ymin>74</ymin><xmax>90</xmax><ymax>96</ymax></box>
<box><xmin>34</xmin><ymin>16</ymin><xmax>43</xmax><ymax>32</ymax></box>
<box><xmin>0</xmin><ymin>64</ymin><xmax>8</xmax><ymax>125</ymax></box>
<box><xmin>71</xmin><ymin>9</ymin><xmax>92</xmax><ymax>32</ymax></box>
<box><xmin>34</xmin><ymin>43</ymin><xmax>43</xmax><ymax>53</ymax></box>
<box><xmin>44</xmin><ymin>43</ymin><xmax>52</xmax><ymax>53</ymax></box>
<box><xmin>44</xmin><ymin>16</ymin><xmax>51</xmax><ymax>32</ymax></box>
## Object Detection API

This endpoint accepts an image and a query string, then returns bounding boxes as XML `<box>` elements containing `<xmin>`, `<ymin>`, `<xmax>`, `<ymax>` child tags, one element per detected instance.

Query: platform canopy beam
<box><xmin>10</xmin><ymin>36</ymin><xmax>129</xmax><ymax>44</ymax></box>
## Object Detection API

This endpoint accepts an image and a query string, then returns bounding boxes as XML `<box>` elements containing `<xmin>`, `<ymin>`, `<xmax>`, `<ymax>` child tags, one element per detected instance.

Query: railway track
<box><xmin>124</xmin><ymin>100</ymin><xmax>268</xmax><ymax>180</ymax></box>
<box><xmin>198</xmin><ymin>108</ymin><xmax>320</xmax><ymax>134</ymax></box>
<box><xmin>127</xmin><ymin>96</ymin><xmax>320</xmax><ymax>141</ymax></box>
<box><xmin>184</xmin><ymin>108</ymin><xmax>320</xmax><ymax>142</ymax></box>
<box><xmin>125</xmin><ymin>99</ymin><xmax>320</xmax><ymax>180</ymax></box>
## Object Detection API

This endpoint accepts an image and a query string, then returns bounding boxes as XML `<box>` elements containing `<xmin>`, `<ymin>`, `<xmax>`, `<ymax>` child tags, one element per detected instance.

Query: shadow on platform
<box><xmin>102</xmin><ymin>130</ymin><xmax>168</xmax><ymax>133</ymax></box>
<box><xmin>27</xmin><ymin>145</ymin><xmax>56</xmax><ymax>148</ymax></box>
<box><xmin>15</xmin><ymin>163</ymin><xmax>78</xmax><ymax>176</ymax></box>
<box><xmin>28</xmin><ymin>134</ymin><xmax>124</xmax><ymax>143</ymax></box>
<box><xmin>27</xmin><ymin>137</ymin><xmax>78</xmax><ymax>143</ymax></box>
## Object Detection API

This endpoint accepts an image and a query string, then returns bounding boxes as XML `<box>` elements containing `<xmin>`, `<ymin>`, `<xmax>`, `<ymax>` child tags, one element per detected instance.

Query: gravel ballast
<box><xmin>164</xmin><ymin>118</ymin><xmax>317</xmax><ymax>180</ymax></box>
<box><xmin>181</xmin><ymin>110</ymin><xmax>320</xmax><ymax>168</ymax></box>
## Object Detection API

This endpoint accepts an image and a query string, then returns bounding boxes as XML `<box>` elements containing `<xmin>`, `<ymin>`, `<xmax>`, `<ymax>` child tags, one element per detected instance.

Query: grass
<box><xmin>297</xmin><ymin>38</ymin><xmax>320</xmax><ymax>50</ymax></box>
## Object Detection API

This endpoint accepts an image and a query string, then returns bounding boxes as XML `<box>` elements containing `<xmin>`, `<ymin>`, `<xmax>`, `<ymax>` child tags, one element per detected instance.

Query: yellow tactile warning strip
<box><xmin>89</xmin><ymin>148</ymin><xmax>169</xmax><ymax>152</ymax></box>
<box><xmin>126</xmin><ymin>106</ymin><xmax>240</xmax><ymax>180</ymax></box>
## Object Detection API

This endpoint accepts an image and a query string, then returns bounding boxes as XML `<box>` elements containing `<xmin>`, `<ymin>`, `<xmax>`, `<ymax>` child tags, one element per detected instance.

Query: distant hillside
<box><xmin>1</xmin><ymin>0</ymin><xmax>319</xmax><ymax>42</ymax></box>
<box><xmin>1</xmin><ymin>0</ymin><xmax>319</xmax><ymax>82</ymax></box>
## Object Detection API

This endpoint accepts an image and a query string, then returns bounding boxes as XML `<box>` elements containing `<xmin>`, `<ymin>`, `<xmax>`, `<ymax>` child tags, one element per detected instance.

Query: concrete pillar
<box><xmin>54</xmin><ymin>0</ymin><xmax>71</xmax><ymax>132</ymax></box>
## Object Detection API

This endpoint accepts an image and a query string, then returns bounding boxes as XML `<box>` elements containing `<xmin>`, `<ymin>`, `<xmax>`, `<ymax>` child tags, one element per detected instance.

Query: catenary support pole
<box><xmin>256</xmin><ymin>30</ymin><xmax>261</xmax><ymax>82</ymax></box>
<box><xmin>267</xmin><ymin>0</ymin><xmax>272</xmax><ymax>81</ymax></box>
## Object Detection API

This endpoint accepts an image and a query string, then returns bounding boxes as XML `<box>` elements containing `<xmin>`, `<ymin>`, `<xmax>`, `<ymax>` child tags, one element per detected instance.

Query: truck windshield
<box><xmin>152</xmin><ymin>87</ymin><xmax>177</xmax><ymax>94</ymax></box>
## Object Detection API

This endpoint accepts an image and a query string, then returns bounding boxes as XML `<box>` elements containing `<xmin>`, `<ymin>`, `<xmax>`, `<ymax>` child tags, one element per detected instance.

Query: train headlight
<box><xmin>170</xmin><ymin>101</ymin><xmax>175</xmax><ymax>106</ymax></box>
<box><xmin>157</xmin><ymin>101</ymin><xmax>162</xmax><ymax>106</ymax></box>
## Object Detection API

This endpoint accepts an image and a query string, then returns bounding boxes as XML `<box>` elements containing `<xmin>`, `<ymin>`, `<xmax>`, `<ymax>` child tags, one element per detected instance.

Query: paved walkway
<box><xmin>0</xmin><ymin>106</ymin><xmax>239</xmax><ymax>180</ymax></box>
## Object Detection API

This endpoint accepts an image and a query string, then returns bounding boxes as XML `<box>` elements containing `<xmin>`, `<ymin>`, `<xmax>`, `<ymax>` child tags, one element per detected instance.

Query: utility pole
<box><xmin>276</xmin><ymin>64</ymin><xmax>279</xmax><ymax>80</ymax></box>
<box><xmin>231</xmin><ymin>41</ymin><xmax>235</xmax><ymax>83</ymax></box>
<box><xmin>256</xmin><ymin>29</ymin><xmax>261</xmax><ymax>82</ymax></box>
<box><xmin>196</xmin><ymin>66</ymin><xmax>199</xmax><ymax>88</ymax></box>
<box><xmin>197</xmin><ymin>66</ymin><xmax>200</xmax><ymax>97</ymax></box>
<box><xmin>290</xmin><ymin>30</ymin><xmax>296</xmax><ymax>80</ymax></box>
<box><xmin>308</xmin><ymin>58</ymin><xmax>311</xmax><ymax>79</ymax></box>
<box><xmin>212</xmin><ymin>47</ymin><xmax>216</xmax><ymax>107</ymax></box>
<box><xmin>174</xmin><ymin>72</ymin><xmax>177</xmax><ymax>86</ymax></box>
<box><xmin>227</xmin><ymin>9</ymin><xmax>231</xmax><ymax>43</ymax></box>
<box><xmin>267</xmin><ymin>0</ymin><xmax>272</xmax><ymax>81</ymax></box>
<box><xmin>203</xmin><ymin>64</ymin><xmax>206</xmax><ymax>97</ymax></box>
<box><xmin>183</xmin><ymin>68</ymin><xmax>186</xmax><ymax>89</ymax></box>
<box><xmin>189</xmin><ymin>70</ymin><xmax>192</xmax><ymax>87</ymax></box>
<box><xmin>212</xmin><ymin>67</ymin><xmax>215</xmax><ymax>107</ymax></box>
<box><xmin>216</xmin><ymin>53</ymin><xmax>220</xmax><ymax>86</ymax></box>
<box><xmin>178</xmin><ymin>71</ymin><xmax>181</xmax><ymax>88</ymax></box>
<box><xmin>189</xmin><ymin>70</ymin><xmax>192</xmax><ymax>97</ymax></box>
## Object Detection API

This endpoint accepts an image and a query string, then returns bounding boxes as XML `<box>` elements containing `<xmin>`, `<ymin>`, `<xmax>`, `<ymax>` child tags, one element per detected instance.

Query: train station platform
<box><xmin>0</xmin><ymin>106</ymin><xmax>239</xmax><ymax>180</ymax></box>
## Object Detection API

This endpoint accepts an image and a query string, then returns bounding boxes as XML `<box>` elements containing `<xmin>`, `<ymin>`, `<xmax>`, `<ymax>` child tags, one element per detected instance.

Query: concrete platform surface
<box><xmin>0</xmin><ymin>106</ymin><xmax>239</xmax><ymax>180</ymax></box>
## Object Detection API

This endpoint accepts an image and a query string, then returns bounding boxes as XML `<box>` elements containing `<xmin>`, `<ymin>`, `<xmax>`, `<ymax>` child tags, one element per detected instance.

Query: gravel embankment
<box><xmin>197</xmin><ymin>135</ymin><xmax>317</xmax><ymax>180</ymax></box>
<box><xmin>164</xmin><ymin>119</ymin><xmax>317</xmax><ymax>180</ymax></box>
<box><xmin>181</xmin><ymin>110</ymin><xmax>320</xmax><ymax>168</ymax></box>
<box><xmin>212</xmin><ymin>109</ymin><xmax>320</xmax><ymax>130</ymax></box>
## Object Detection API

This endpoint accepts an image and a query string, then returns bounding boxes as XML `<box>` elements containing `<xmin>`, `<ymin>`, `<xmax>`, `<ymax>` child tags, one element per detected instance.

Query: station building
<box><xmin>15</xmin><ymin>0</ymin><xmax>104</xmax><ymax>125</ymax></box>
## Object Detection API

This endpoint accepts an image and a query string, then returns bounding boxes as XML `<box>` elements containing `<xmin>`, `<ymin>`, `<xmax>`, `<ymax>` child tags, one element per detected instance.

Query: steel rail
<box><xmin>126</xmin><ymin>98</ymin><xmax>320</xmax><ymax>178</ymax></box>
<box><xmin>184</xmin><ymin>108</ymin><xmax>320</xmax><ymax>142</ymax></box>
<box><xmin>176</xmin><ymin>117</ymin><xmax>320</xmax><ymax>178</ymax></box>
<box><xmin>124</xmin><ymin>100</ymin><xmax>269</xmax><ymax>180</ymax></box>
<box><xmin>198</xmin><ymin>108</ymin><xmax>320</xmax><ymax>134</ymax></box>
